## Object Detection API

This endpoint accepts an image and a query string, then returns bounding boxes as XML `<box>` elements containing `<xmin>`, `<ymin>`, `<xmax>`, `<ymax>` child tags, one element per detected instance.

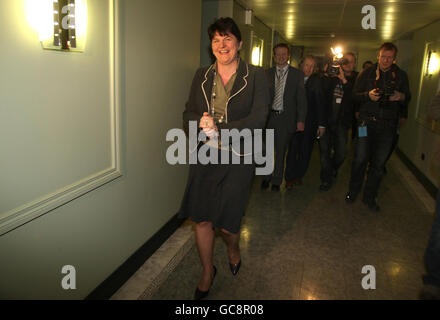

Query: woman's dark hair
<box><xmin>208</xmin><ymin>17</ymin><xmax>242</xmax><ymax>42</ymax></box>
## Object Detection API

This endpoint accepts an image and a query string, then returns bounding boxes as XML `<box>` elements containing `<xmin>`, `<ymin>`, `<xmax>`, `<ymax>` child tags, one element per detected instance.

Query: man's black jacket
<box><xmin>304</xmin><ymin>73</ymin><xmax>326</xmax><ymax>130</ymax></box>
<box><xmin>321</xmin><ymin>71</ymin><xmax>358</xmax><ymax>129</ymax></box>
<box><xmin>353</xmin><ymin>63</ymin><xmax>411</xmax><ymax>125</ymax></box>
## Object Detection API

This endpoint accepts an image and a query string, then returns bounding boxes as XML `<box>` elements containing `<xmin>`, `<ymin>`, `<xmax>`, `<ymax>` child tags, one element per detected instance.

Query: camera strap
<box><xmin>373</xmin><ymin>64</ymin><xmax>398</xmax><ymax>89</ymax></box>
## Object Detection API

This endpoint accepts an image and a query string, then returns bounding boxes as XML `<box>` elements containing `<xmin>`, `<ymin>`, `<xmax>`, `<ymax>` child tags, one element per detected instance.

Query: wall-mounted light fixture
<box><xmin>251</xmin><ymin>45</ymin><xmax>261</xmax><ymax>66</ymax></box>
<box><xmin>245</xmin><ymin>9</ymin><xmax>253</xmax><ymax>25</ymax></box>
<box><xmin>426</xmin><ymin>50</ymin><xmax>439</xmax><ymax>76</ymax></box>
<box><xmin>26</xmin><ymin>0</ymin><xmax>87</xmax><ymax>52</ymax></box>
<box><xmin>251</xmin><ymin>36</ymin><xmax>263</xmax><ymax>67</ymax></box>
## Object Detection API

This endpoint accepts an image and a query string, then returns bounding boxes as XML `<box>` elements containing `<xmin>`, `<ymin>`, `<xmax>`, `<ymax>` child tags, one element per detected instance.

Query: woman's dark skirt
<box><xmin>178</xmin><ymin>146</ymin><xmax>255</xmax><ymax>234</ymax></box>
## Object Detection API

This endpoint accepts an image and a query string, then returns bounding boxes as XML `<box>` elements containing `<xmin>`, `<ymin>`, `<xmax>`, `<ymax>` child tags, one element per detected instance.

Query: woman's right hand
<box><xmin>199</xmin><ymin>112</ymin><xmax>215</xmax><ymax>129</ymax></box>
<box><xmin>200</xmin><ymin>112</ymin><xmax>218</xmax><ymax>138</ymax></box>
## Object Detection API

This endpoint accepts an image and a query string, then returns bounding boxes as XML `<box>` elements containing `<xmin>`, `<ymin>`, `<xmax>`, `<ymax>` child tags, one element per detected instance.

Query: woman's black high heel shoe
<box><xmin>229</xmin><ymin>260</ymin><xmax>241</xmax><ymax>276</ymax></box>
<box><xmin>194</xmin><ymin>266</ymin><xmax>217</xmax><ymax>300</ymax></box>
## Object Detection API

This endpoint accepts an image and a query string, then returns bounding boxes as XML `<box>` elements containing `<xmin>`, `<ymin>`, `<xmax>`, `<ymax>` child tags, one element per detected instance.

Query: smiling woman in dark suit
<box><xmin>178</xmin><ymin>17</ymin><xmax>270</xmax><ymax>300</ymax></box>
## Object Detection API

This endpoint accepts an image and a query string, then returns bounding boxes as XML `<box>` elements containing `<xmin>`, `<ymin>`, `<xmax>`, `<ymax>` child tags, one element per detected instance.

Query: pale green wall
<box><xmin>399</xmin><ymin>20</ymin><xmax>440</xmax><ymax>187</ymax></box>
<box><xmin>218</xmin><ymin>0</ymin><xmax>233</xmax><ymax>18</ymax></box>
<box><xmin>252</xmin><ymin>17</ymin><xmax>273</xmax><ymax>69</ymax></box>
<box><xmin>0</xmin><ymin>0</ymin><xmax>201</xmax><ymax>299</ymax></box>
<box><xmin>200</xmin><ymin>0</ymin><xmax>218</xmax><ymax>66</ymax></box>
<box><xmin>233</xmin><ymin>1</ymin><xmax>252</xmax><ymax>64</ymax></box>
<box><xmin>0</xmin><ymin>0</ymin><xmax>112</xmax><ymax>216</ymax></box>
<box><xmin>233</xmin><ymin>2</ymin><xmax>273</xmax><ymax>68</ymax></box>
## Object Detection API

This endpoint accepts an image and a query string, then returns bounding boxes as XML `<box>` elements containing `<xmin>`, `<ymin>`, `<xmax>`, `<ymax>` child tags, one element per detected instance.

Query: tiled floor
<box><xmin>144</xmin><ymin>142</ymin><xmax>435</xmax><ymax>300</ymax></box>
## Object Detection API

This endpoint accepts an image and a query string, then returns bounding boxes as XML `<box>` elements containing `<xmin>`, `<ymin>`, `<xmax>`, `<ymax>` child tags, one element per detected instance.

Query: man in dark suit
<box><xmin>262</xmin><ymin>43</ymin><xmax>307</xmax><ymax>191</ymax></box>
<box><xmin>318</xmin><ymin>52</ymin><xmax>358</xmax><ymax>191</ymax></box>
<box><xmin>285</xmin><ymin>55</ymin><xmax>326</xmax><ymax>189</ymax></box>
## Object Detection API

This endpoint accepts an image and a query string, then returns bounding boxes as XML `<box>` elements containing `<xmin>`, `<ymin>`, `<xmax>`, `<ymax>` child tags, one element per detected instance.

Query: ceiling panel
<box><xmin>237</xmin><ymin>0</ymin><xmax>440</xmax><ymax>52</ymax></box>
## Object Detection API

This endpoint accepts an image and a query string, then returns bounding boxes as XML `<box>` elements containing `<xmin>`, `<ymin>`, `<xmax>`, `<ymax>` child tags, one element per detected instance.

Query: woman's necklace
<box><xmin>210</xmin><ymin>76</ymin><xmax>221</xmax><ymax>123</ymax></box>
<box><xmin>210</xmin><ymin>59</ymin><xmax>239</xmax><ymax>124</ymax></box>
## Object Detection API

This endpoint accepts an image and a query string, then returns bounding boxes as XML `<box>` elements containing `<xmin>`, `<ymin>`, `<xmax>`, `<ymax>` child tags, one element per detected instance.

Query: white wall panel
<box><xmin>0</xmin><ymin>0</ymin><xmax>121</xmax><ymax>235</ymax></box>
<box><xmin>0</xmin><ymin>0</ymin><xmax>201</xmax><ymax>299</ymax></box>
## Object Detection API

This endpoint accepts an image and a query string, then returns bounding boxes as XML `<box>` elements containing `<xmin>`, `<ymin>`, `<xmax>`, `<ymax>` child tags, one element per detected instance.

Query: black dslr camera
<box><xmin>328</xmin><ymin>57</ymin><xmax>348</xmax><ymax>76</ymax></box>
<box><xmin>376</xmin><ymin>80</ymin><xmax>396</xmax><ymax>101</ymax></box>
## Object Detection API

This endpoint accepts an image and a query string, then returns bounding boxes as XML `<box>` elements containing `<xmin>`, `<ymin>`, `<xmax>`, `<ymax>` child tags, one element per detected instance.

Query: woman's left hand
<box><xmin>203</xmin><ymin>128</ymin><xmax>219</xmax><ymax>139</ymax></box>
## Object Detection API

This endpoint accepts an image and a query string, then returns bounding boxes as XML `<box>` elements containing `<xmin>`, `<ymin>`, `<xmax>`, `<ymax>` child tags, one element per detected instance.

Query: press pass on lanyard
<box><xmin>358</xmin><ymin>120</ymin><xmax>367</xmax><ymax>137</ymax></box>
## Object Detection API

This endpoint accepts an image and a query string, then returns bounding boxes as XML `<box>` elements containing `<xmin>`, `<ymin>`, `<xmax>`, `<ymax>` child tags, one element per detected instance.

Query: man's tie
<box><xmin>273</xmin><ymin>69</ymin><xmax>286</xmax><ymax>111</ymax></box>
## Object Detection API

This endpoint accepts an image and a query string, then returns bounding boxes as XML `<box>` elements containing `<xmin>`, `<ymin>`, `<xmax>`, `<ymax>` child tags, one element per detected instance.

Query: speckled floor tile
<box><xmin>118</xmin><ymin>145</ymin><xmax>436</xmax><ymax>300</ymax></box>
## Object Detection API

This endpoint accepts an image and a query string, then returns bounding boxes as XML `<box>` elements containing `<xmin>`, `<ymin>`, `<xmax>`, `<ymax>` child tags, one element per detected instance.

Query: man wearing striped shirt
<box><xmin>262</xmin><ymin>43</ymin><xmax>307</xmax><ymax>191</ymax></box>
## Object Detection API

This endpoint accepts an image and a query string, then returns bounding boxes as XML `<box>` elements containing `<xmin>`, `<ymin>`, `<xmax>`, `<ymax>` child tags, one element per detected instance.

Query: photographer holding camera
<box><xmin>318</xmin><ymin>52</ymin><xmax>358</xmax><ymax>191</ymax></box>
<box><xmin>345</xmin><ymin>42</ymin><xmax>411</xmax><ymax>211</ymax></box>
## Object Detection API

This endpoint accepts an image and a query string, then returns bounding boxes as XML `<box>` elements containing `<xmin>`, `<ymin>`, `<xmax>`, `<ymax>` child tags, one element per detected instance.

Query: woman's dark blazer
<box><xmin>183</xmin><ymin>59</ymin><xmax>270</xmax><ymax>138</ymax></box>
<box><xmin>178</xmin><ymin>60</ymin><xmax>270</xmax><ymax>231</ymax></box>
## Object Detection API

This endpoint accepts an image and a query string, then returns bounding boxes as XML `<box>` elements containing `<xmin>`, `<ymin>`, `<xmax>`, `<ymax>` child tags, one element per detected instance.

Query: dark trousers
<box><xmin>285</xmin><ymin>126</ymin><xmax>316</xmax><ymax>181</ymax></box>
<box><xmin>351</xmin><ymin>113</ymin><xmax>357</xmax><ymax>140</ymax></box>
<box><xmin>423</xmin><ymin>189</ymin><xmax>440</xmax><ymax>288</ymax></box>
<box><xmin>318</xmin><ymin>122</ymin><xmax>348</xmax><ymax>184</ymax></box>
<box><xmin>348</xmin><ymin>120</ymin><xmax>396</xmax><ymax>202</ymax></box>
<box><xmin>263</xmin><ymin>112</ymin><xmax>292</xmax><ymax>186</ymax></box>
